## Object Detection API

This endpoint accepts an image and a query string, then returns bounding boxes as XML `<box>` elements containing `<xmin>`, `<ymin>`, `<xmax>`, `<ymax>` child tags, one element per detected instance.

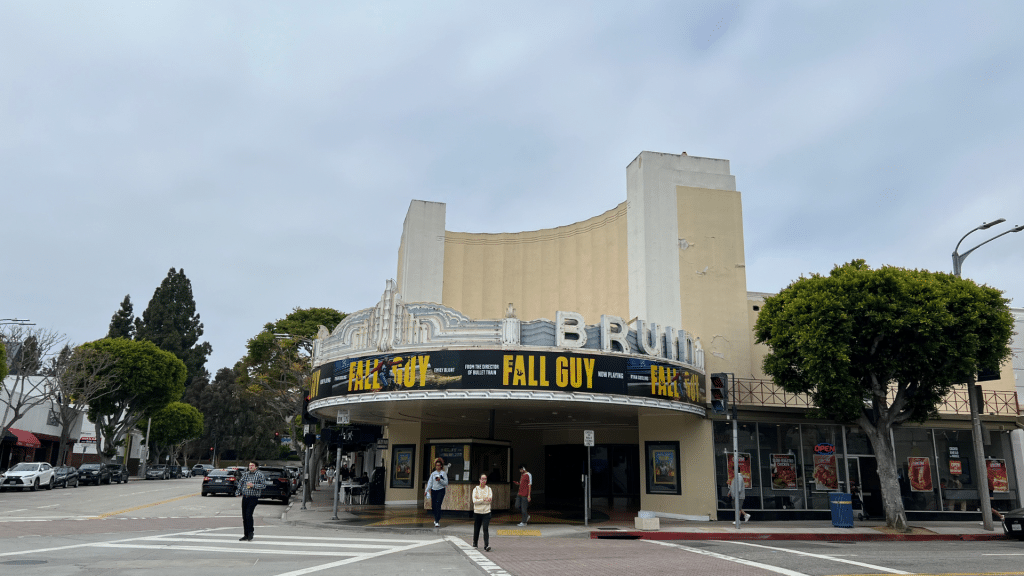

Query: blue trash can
<box><xmin>829</xmin><ymin>492</ymin><xmax>854</xmax><ymax>528</ymax></box>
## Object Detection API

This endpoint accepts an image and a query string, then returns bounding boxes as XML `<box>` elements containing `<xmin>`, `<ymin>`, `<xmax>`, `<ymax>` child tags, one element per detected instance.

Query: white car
<box><xmin>0</xmin><ymin>462</ymin><xmax>56</xmax><ymax>492</ymax></box>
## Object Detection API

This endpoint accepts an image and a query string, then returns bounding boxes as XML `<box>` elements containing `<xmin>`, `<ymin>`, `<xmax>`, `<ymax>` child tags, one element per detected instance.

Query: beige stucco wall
<box><xmin>637</xmin><ymin>409</ymin><xmax>717</xmax><ymax>518</ymax></box>
<box><xmin>675</xmin><ymin>185</ymin><xmax>753</xmax><ymax>379</ymax></box>
<box><xmin>441</xmin><ymin>203</ymin><xmax>629</xmax><ymax>323</ymax></box>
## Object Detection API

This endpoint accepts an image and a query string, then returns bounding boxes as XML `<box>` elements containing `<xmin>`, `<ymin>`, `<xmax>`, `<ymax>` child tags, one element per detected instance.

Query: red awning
<box><xmin>9</xmin><ymin>428</ymin><xmax>42</xmax><ymax>449</ymax></box>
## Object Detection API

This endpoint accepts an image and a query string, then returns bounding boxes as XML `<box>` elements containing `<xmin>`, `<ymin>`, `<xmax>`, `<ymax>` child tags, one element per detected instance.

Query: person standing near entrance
<box><xmin>472</xmin><ymin>473</ymin><xmax>493</xmax><ymax>551</ymax></box>
<box><xmin>512</xmin><ymin>463</ymin><xmax>532</xmax><ymax>527</ymax></box>
<box><xmin>425</xmin><ymin>458</ymin><xmax>448</xmax><ymax>527</ymax></box>
<box><xmin>236</xmin><ymin>461</ymin><xmax>266</xmax><ymax>541</ymax></box>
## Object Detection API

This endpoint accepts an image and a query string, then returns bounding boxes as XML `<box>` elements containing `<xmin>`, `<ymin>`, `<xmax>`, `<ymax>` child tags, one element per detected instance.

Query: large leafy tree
<box><xmin>107</xmin><ymin>294</ymin><xmax>136</xmax><ymax>340</ymax></box>
<box><xmin>147</xmin><ymin>401</ymin><xmax>204</xmax><ymax>465</ymax></box>
<box><xmin>753</xmin><ymin>260</ymin><xmax>1013</xmax><ymax>531</ymax></box>
<box><xmin>135</xmin><ymin>268</ymin><xmax>212</xmax><ymax>389</ymax></box>
<box><xmin>80</xmin><ymin>338</ymin><xmax>187</xmax><ymax>462</ymax></box>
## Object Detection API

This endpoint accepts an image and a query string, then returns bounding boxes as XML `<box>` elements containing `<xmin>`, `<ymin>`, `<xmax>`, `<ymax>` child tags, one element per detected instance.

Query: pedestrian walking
<box><xmin>512</xmin><ymin>463</ymin><xmax>532</xmax><ymax>526</ymax></box>
<box><xmin>424</xmin><ymin>458</ymin><xmax>448</xmax><ymax>527</ymax></box>
<box><xmin>729</xmin><ymin>473</ymin><xmax>750</xmax><ymax>522</ymax></box>
<box><xmin>472</xmin><ymin>473</ymin><xmax>493</xmax><ymax>551</ymax></box>
<box><xmin>236</xmin><ymin>461</ymin><xmax>267</xmax><ymax>541</ymax></box>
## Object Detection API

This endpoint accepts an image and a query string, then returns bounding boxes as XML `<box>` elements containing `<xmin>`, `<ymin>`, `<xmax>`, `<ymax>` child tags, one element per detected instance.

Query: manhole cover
<box><xmin>2</xmin><ymin>560</ymin><xmax>47</xmax><ymax>565</ymax></box>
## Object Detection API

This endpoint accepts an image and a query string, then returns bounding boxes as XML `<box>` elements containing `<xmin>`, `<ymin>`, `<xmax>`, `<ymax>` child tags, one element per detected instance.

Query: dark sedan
<box><xmin>201</xmin><ymin>469</ymin><xmax>241</xmax><ymax>496</ymax></box>
<box><xmin>257</xmin><ymin>467</ymin><xmax>291</xmax><ymax>504</ymax></box>
<box><xmin>53</xmin><ymin>466</ymin><xmax>79</xmax><ymax>489</ymax></box>
<box><xmin>1001</xmin><ymin>507</ymin><xmax>1024</xmax><ymax>539</ymax></box>
<box><xmin>78</xmin><ymin>463</ymin><xmax>112</xmax><ymax>485</ymax></box>
<box><xmin>105</xmin><ymin>464</ymin><xmax>130</xmax><ymax>483</ymax></box>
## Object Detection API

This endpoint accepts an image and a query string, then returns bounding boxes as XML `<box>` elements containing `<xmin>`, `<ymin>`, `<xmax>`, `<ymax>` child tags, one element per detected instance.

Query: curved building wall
<box><xmin>440</xmin><ymin>203</ymin><xmax>630</xmax><ymax>324</ymax></box>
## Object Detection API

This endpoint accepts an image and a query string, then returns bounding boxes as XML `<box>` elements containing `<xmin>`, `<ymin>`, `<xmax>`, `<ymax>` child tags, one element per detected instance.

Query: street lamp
<box><xmin>952</xmin><ymin>218</ymin><xmax>1022</xmax><ymax>531</ymax></box>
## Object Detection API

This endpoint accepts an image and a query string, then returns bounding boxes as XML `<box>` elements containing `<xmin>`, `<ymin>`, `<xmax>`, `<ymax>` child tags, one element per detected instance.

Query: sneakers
<box><xmin>527</xmin><ymin>515</ymin><xmax>531</xmax><ymax>523</ymax></box>
<box><xmin>434</xmin><ymin>521</ymin><xmax>439</xmax><ymax>527</ymax></box>
<box><xmin>742</xmin><ymin>513</ymin><xmax>751</xmax><ymax>522</ymax></box>
<box><xmin>517</xmin><ymin>522</ymin><xmax>527</xmax><ymax>527</ymax></box>
<box><xmin>484</xmin><ymin>546</ymin><xmax>491</xmax><ymax>552</ymax></box>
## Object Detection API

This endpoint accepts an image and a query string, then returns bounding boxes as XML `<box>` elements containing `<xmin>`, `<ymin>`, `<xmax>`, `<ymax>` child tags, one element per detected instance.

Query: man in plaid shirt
<box><xmin>236</xmin><ymin>461</ymin><xmax>266</xmax><ymax>541</ymax></box>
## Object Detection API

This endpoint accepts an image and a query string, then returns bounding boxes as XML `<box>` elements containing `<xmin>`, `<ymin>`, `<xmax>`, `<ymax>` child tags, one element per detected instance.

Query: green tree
<box><xmin>753</xmin><ymin>260</ymin><xmax>1013</xmax><ymax>531</ymax></box>
<box><xmin>135</xmin><ymin>268</ymin><xmax>212</xmax><ymax>388</ymax></box>
<box><xmin>106</xmin><ymin>294</ymin><xmax>136</xmax><ymax>340</ymax></box>
<box><xmin>80</xmin><ymin>338</ymin><xmax>187</xmax><ymax>462</ymax></box>
<box><xmin>147</xmin><ymin>401</ymin><xmax>204</xmax><ymax>464</ymax></box>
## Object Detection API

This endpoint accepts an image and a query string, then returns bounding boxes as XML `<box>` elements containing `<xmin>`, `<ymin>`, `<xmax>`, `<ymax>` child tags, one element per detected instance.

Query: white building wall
<box><xmin>397</xmin><ymin>200</ymin><xmax>446</xmax><ymax>304</ymax></box>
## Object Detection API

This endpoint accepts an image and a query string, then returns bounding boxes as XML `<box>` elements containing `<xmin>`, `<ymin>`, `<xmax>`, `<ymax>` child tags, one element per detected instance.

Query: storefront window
<box><xmin>713</xmin><ymin>421</ymin><xmax>761</xmax><ymax>510</ymax></box>
<box><xmin>758</xmin><ymin>423</ymin><xmax>804</xmax><ymax>510</ymax></box>
<box><xmin>801</xmin><ymin>424</ymin><xmax>843</xmax><ymax>510</ymax></box>
<box><xmin>892</xmin><ymin>428</ymin><xmax>939</xmax><ymax>511</ymax></box>
<box><xmin>845</xmin><ymin>426</ymin><xmax>874</xmax><ymax>455</ymax></box>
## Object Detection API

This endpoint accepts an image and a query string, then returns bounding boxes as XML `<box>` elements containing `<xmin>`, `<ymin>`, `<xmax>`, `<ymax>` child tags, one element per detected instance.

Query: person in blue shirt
<box><xmin>424</xmin><ymin>458</ymin><xmax>449</xmax><ymax>527</ymax></box>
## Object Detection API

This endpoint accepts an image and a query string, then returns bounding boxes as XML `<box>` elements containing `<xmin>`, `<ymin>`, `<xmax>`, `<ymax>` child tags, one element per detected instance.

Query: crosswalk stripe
<box><xmin>95</xmin><ymin>543</ymin><xmax>359</xmax><ymax>556</ymax></box>
<box><xmin>147</xmin><ymin>537</ymin><xmax>396</xmax><ymax>549</ymax></box>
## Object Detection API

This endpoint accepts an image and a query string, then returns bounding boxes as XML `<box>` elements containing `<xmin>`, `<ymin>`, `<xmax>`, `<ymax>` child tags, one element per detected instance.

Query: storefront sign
<box><xmin>813</xmin><ymin>443</ymin><xmax>835</xmax><ymax>455</ymax></box>
<box><xmin>311</xmin><ymin>348</ymin><xmax>705</xmax><ymax>406</ymax></box>
<box><xmin>727</xmin><ymin>452</ymin><xmax>752</xmax><ymax>489</ymax></box>
<box><xmin>770</xmin><ymin>454</ymin><xmax>797</xmax><ymax>490</ymax></box>
<box><xmin>987</xmin><ymin>459</ymin><xmax>1009</xmax><ymax>493</ymax></box>
<box><xmin>908</xmin><ymin>457</ymin><xmax>933</xmax><ymax>492</ymax></box>
<box><xmin>949</xmin><ymin>459</ymin><xmax>962</xmax><ymax>475</ymax></box>
<box><xmin>812</xmin><ymin>454</ymin><xmax>838</xmax><ymax>491</ymax></box>
<box><xmin>79</xmin><ymin>436</ymin><xmax>97</xmax><ymax>444</ymax></box>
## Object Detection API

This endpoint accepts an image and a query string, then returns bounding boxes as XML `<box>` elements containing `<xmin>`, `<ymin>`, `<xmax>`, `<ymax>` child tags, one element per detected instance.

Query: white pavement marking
<box><xmin>645</xmin><ymin>540</ymin><xmax>811</xmax><ymax>576</ymax></box>
<box><xmin>718</xmin><ymin>540</ymin><xmax>913</xmax><ymax>574</ymax></box>
<box><xmin>268</xmin><ymin>538</ymin><xmax>446</xmax><ymax>576</ymax></box>
<box><xmin>446</xmin><ymin>536</ymin><xmax>511</xmax><ymax>576</ymax></box>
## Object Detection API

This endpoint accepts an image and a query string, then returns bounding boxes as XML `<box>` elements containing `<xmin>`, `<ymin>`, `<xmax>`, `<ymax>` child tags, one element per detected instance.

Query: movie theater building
<box><xmin>308</xmin><ymin>151</ymin><xmax>1022</xmax><ymax>521</ymax></box>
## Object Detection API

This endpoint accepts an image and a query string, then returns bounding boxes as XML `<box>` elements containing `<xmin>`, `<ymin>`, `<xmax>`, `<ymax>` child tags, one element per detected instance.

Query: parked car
<box><xmin>146</xmin><ymin>464</ymin><xmax>171</xmax><ymax>480</ymax></box>
<box><xmin>257</xmin><ymin>466</ymin><xmax>291</xmax><ymax>504</ymax></box>
<box><xmin>285</xmin><ymin>467</ymin><xmax>299</xmax><ymax>495</ymax></box>
<box><xmin>192</xmin><ymin>464</ymin><xmax>214</xmax><ymax>477</ymax></box>
<box><xmin>168</xmin><ymin>465</ymin><xmax>190</xmax><ymax>478</ymax></box>
<box><xmin>52</xmin><ymin>466</ymin><xmax>79</xmax><ymax>489</ymax></box>
<box><xmin>284</xmin><ymin>465</ymin><xmax>303</xmax><ymax>489</ymax></box>
<box><xmin>105</xmin><ymin>463</ymin><xmax>130</xmax><ymax>484</ymax></box>
<box><xmin>0</xmin><ymin>462</ymin><xmax>56</xmax><ymax>491</ymax></box>
<box><xmin>201</xmin><ymin>468</ymin><xmax>241</xmax><ymax>496</ymax></box>
<box><xmin>1001</xmin><ymin>507</ymin><xmax>1024</xmax><ymax>539</ymax></box>
<box><xmin>78</xmin><ymin>462</ymin><xmax>112</xmax><ymax>485</ymax></box>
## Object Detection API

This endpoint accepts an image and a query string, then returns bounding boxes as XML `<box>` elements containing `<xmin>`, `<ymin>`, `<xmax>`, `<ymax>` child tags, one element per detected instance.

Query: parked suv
<box><xmin>105</xmin><ymin>464</ymin><xmax>130</xmax><ymax>484</ymax></box>
<box><xmin>256</xmin><ymin>466</ymin><xmax>291</xmax><ymax>504</ymax></box>
<box><xmin>78</xmin><ymin>463</ymin><xmax>112</xmax><ymax>485</ymax></box>
<box><xmin>192</xmin><ymin>464</ymin><xmax>213</xmax><ymax>477</ymax></box>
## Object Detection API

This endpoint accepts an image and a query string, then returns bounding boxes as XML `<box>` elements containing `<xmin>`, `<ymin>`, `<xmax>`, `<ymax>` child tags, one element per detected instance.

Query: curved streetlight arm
<box><xmin>952</xmin><ymin>219</ymin><xmax>1018</xmax><ymax>276</ymax></box>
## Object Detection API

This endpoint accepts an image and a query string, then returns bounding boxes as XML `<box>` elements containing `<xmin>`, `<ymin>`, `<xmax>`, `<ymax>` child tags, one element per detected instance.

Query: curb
<box><xmin>590</xmin><ymin>531</ymin><xmax>1008</xmax><ymax>542</ymax></box>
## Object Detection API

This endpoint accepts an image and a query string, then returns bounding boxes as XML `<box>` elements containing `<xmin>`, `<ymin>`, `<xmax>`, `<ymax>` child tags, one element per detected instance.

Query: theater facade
<box><xmin>308</xmin><ymin>151</ymin><xmax>1022</xmax><ymax>521</ymax></box>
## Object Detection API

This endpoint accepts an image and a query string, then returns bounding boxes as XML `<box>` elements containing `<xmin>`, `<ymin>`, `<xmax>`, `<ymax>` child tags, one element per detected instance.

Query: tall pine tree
<box><xmin>106</xmin><ymin>294</ymin><xmax>136</xmax><ymax>339</ymax></box>
<box><xmin>135</xmin><ymin>268</ymin><xmax>212</xmax><ymax>388</ymax></box>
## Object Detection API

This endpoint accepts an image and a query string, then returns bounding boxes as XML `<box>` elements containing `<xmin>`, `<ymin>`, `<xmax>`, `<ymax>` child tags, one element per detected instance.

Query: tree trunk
<box><xmin>863</xmin><ymin>421</ymin><xmax>909</xmax><ymax>532</ymax></box>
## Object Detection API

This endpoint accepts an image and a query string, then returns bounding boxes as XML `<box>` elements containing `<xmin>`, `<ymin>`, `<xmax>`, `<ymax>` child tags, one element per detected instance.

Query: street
<box><xmin>2</xmin><ymin>478</ymin><xmax>1024</xmax><ymax>576</ymax></box>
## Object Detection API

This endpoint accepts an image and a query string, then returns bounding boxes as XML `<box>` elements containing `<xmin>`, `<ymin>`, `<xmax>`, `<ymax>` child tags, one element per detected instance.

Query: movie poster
<box><xmin>770</xmin><ymin>454</ymin><xmax>798</xmax><ymax>490</ymax></box>
<box><xmin>987</xmin><ymin>459</ymin><xmax>1009</xmax><ymax>493</ymax></box>
<box><xmin>812</xmin><ymin>454</ymin><xmax>838</xmax><ymax>491</ymax></box>
<box><xmin>908</xmin><ymin>457</ymin><xmax>933</xmax><ymax>492</ymax></box>
<box><xmin>727</xmin><ymin>452</ymin><xmax>752</xmax><ymax>489</ymax></box>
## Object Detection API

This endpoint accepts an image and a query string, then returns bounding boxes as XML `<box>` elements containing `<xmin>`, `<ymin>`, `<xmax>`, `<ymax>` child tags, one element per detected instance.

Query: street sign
<box><xmin>376</xmin><ymin>438</ymin><xmax>389</xmax><ymax>450</ymax></box>
<box><xmin>304</xmin><ymin>424</ymin><xmax>311</xmax><ymax>434</ymax></box>
<box><xmin>337</xmin><ymin>410</ymin><xmax>350</xmax><ymax>425</ymax></box>
<box><xmin>584</xmin><ymin>430</ymin><xmax>595</xmax><ymax>447</ymax></box>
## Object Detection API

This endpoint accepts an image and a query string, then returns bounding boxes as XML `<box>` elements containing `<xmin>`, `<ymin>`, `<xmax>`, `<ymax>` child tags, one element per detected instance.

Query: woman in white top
<box><xmin>472</xmin><ymin>474</ymin><xmax>493</xmax><ymax>551</ymax></box>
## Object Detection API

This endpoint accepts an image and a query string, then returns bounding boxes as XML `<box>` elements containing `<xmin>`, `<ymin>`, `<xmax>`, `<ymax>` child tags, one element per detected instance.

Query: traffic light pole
<box><xmin>732</xmin><ymin>405</ymin><xmax>740</xmax><ymax>530</ymax></box>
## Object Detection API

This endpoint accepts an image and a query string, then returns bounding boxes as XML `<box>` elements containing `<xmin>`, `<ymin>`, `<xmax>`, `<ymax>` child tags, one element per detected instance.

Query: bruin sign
<box><xmin>555</xmin><ymin>311</ymin><xmax>704</xmax><ymax>371</ymax></box>
<box><xmin>311</xmin><ymin>349</ymin><xmax>704</xmax><ymax>405</ymax></box>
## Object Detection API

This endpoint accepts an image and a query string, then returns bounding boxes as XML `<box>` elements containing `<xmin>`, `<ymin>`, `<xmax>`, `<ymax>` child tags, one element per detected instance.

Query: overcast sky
<box><xmin>3</xmin><ymin>2</ymin><xmax>1022</xmax><ymax>374</ymax></box>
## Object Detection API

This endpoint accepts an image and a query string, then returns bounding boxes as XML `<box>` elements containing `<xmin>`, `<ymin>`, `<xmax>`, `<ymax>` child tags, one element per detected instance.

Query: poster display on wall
<box><xmin>908</xmin><ymin>457</ymin><xmax>933</xmax><ymax>492</ymax></box>
<box><xmin>987</xmin><ymin>459</ymin><xmax>1009</xmax><ymax>493</ymax></box>
<box><xmin>812</xmin><ymin>454</ymin><xmax>838</xmax><ymax>491</ymax></box>
<box><xmin>770</xmin><ymin>454</ymin><xmax>798</xmax><ymax>490</ymax></box>
<box><xmin>727</xmin><ymin>452</ymin><xmax>752</xmax><ymax>489</ymax></box>
<box><xmin>390</xmin><ymin>445</ymin><xmax>416</xmax><ymax>489</ymax></box>
<box><xmin>645</xmin><ymin>441</ymin><xmax>681</xmax><ymax>495</ymax></box>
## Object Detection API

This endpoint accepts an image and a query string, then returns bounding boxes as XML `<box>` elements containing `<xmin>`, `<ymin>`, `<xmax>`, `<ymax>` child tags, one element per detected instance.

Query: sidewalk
<box><xmin>280</xmin><ymin>483</ymin><xmax>1010</xmax><ymax>542</ymax></box>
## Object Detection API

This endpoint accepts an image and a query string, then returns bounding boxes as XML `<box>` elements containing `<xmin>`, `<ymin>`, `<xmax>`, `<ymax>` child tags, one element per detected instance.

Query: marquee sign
<box><xmin>311</xmin><ymin>348</ymin><xmax>704</xmax><ymax>406</ymax></box>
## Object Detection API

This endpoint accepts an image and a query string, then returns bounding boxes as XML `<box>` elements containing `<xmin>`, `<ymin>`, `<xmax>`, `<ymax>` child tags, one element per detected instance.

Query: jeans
<box><xmin>241</xmin><ymin>495</ymin><xmax>259</xmax><ymax>537</ymax></box>
<box><xmin>517</xmin><ymin>494</ymin><xmax>529</xmax><ymax>523</ymax></box>
<box><xmin>473</xmin><ymin>512</ymin><xmax>491</xmax><ymax>547</ymax></box>
<box><xmin>430</xmin><ymin>488</ymin><xmax>446</xmax><ymax>523</ymax></box>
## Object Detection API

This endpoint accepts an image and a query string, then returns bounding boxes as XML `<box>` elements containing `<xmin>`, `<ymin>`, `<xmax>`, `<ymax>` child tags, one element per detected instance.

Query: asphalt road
<box><xmin>2</xmin><ymin>478</ymin><xmax>1024</xmax><ymax>576</ymax></box>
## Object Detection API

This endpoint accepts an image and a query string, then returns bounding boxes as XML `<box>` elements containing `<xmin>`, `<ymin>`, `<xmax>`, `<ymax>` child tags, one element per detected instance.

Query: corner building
<box><xmin>309</xmin><ymin>151</ymin><xmax>1021</xmax><ymax>521</ymax></box>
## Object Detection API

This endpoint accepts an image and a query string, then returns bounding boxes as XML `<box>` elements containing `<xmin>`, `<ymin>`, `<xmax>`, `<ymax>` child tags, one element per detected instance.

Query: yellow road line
<box><xmin>91</xmin><ymin>493</ymin><xmax>197</xmax><ymax>519</ymax></box>
<box><xmin>496</xmin><ymin>529</ymin><xmax>541</xmax><ymax>536</ymax></box>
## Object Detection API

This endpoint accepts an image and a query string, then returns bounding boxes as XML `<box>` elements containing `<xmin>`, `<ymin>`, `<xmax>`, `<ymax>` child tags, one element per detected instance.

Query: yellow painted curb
<box><xmin>91</xmin><ymin>493</ymin><xmax>197</xmax><ymax>519</ymax></box>
<box><xmin>496</xmin><ymin>529</ymin><xmax>541</xmax><ymax>536</ymax></box>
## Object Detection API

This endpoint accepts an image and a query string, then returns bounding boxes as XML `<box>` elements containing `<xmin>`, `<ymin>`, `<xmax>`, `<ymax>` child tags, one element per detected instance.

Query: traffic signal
<box><xmin>303</xmin><ymin>395</ymin><xmax>319</xmax><ymax>424</ymax></box>
<box><xmin>710</xmin><ymin>373</ymin><xmax>729</xmax><ymax>415</ymax></box>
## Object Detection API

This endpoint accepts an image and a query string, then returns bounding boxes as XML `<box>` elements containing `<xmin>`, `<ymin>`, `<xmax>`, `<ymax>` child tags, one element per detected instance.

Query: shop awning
<box><xmin>8</xmin><ymin>428</ymin><xmax>42</xmax><ymax>449</ymax></box>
